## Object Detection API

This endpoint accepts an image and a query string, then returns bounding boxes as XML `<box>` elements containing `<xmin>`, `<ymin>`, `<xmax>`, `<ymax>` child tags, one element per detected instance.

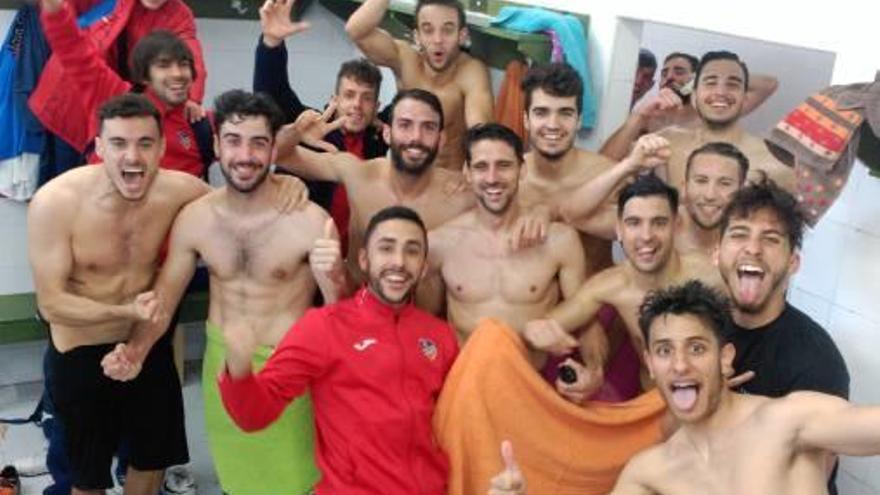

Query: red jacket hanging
<box><xmin>219</xmin><ymin>288</ymin><xmax>458</xmax><ymax>495</ymax></box>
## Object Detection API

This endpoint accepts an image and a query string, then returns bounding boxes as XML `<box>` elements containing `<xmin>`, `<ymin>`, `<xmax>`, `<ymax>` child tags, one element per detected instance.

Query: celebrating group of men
<box><xmin>21</xmin><ymin>0</ymin><xmax>880</xmax><ymax>494</ymax></box>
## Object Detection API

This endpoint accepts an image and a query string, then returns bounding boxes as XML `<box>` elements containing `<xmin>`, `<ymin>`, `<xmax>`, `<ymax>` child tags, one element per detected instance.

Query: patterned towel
<box><xmin>767</xmin><ymin>78</ymin><xmax>880</xmax><ymax>225</ymax></box>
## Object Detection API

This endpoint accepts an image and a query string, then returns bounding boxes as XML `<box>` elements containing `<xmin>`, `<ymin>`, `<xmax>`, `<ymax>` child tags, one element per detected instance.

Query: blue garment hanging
<box><xmin>491</xmin><ymin>6</ymin><xmax>596</xmax><ymax>129</ymax></box>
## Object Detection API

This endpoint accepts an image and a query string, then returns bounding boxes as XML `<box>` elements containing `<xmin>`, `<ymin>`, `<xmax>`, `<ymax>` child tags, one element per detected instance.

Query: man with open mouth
<box><xmin>601</xmin><ymin>50</ymin><xmax>793</xmax><ymax>193</ymax></box>
<box><xmin>715</xmin><ymin>179</ymin><xmax>849</xmax><ymax>494</ymax></box>
<box><xmin>344</xmin><ymin>0</ymin><xmax>493</xmax><ymax>172</ymax></box>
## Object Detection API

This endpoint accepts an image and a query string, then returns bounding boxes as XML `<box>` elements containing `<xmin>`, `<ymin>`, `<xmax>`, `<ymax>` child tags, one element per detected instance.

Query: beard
<box><xmin>221</xmin><ymin>160</ymin><xmax>271</xmax><ymax>193</ymax></box>
<box><xmin>390</xmin><ymin>142</ymin><xmax>438</xmax><ymax>176</ymax></box>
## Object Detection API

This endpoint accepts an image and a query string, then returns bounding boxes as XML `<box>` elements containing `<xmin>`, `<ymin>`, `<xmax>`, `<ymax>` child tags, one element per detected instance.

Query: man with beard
<box><xmin>675</xmin><ymin>142</ymin><xmax>749</xmax><ymax>256</ymax></box>
<box><xmin>274</xmin><ymin>88</ymin><xmax>475</xmax><ymax>280</ymax></box>
<box><xmin>715</xmin><ymin>180</ymin><xmax>848</xmax><ymax>493</ymax></box>
<box><xmin>344</xmin><ymin>0</ymin><xmax>493</xmax><ymax>171</ymax></box>
<box><xmin>102</xmin><ymin>90</ymin><xmax>347</xmax><ymax>495</ymax></box>
<box><xmin>631</xmin><ymin>49</ymin><xmax>657</xmax><ymax>108</ymax></box>
<box><xmin>218</xmin><ymin>206</ymin><xmax>459</xmax><ymax>495</ymax></box>
<box><xmin>600</xmin><ymin>51</ymin><xmax>791</xmax><ymax>192</ymax></box>
<box><xmin>417</xmin><ymin>124</ymin><xmax>586</xmax><ymax>355</ymax></box>
<box><xmin>523</xmin><ymin>175</ymin><xmax>725</xmax><ymax>399</ymax></box>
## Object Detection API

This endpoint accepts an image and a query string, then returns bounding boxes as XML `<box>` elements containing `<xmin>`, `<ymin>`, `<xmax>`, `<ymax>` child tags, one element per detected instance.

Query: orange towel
<box><xmin>434</xmin><ymin>319</ymin><xmax>666</xmax><ymax>495</ymax></box>
<box><xmin>494</xmin><ymin>60</ymin><xmax>528</xmax><ymax>142</ymax></box>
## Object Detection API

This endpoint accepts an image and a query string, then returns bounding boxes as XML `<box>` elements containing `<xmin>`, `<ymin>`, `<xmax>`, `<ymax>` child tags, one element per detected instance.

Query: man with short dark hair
<box><xmin>102</xmin><ymin>89</ymin><xmax>346</xmax><ymax>495</ymax></box>
<box><xmin>345</xmin><ymin>0</ymin><xmax>493</xmax><ymax>171</ymax></box>
<box><xmin>254</xmin><ymin>0</ymin><xmax>389</xmax><ymax>252</ymax></box>
<box><xmin>608</xmin><ymin>280</ymin><xmax>869</xmax><ymax>495</ymax></box>
<box><xmin>275</xmin><ymin>88</ymin><xmax>475</xmax><ymax>281</ymax></box>
<box><xmin>676</xmin><ymin>141</ymin><xmax>750</xmax><ymax>256</ymax></box>
<box><xmin>715</xmin><ymin>180</ymin><xmax>849</xmax><ymax>494</ymax></box>
<box><xmin>418</xmin><ymin>123</ymin><xmax>587</xmax><ymax>360</ymax></box>
<box><xmin>219</xmin><ymin>206</ymin><xmax>459</xmax><ymax>494</ymax></box>
<box><xmin>523</xmin><ymin>175</ymin><xmax>725</xmax><ymax>400</ymax></box>
<box><xmin>28</xmin><ymin>94</ymin><xmax>210</xmax><ymax>495</ymax></box>
<box><xmin>603</xmin><ymin>50</ymin><xmax>782</xmax><ymax>167</ymax></box>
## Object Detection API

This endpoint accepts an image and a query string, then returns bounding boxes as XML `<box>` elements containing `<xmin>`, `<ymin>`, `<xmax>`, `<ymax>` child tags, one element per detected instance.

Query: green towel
<box><xmin>203</xmin><ymin>322</ymin><xmax>319</xmax><ymax>495</ymax></box>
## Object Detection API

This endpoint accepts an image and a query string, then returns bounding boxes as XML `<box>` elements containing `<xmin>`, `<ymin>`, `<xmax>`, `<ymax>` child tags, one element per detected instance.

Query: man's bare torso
<box><xmin>180</xmin><ymin>190</ymin><xmax>327</xmax><ymax>347</ymax></box>
<box><xmin>431</xmin><ymin>213</ymin><xmax>576</xmax><ymax>341</ymax></box>
<box><xmin>44</xmin><ymin>167</ymin><xmax>204</xmax><ymax>351</ymax></box>
<box><xmin>623</xmin><ymin>395</ymin><xmax>828</xmax><ymax>495</ymax></box>
<box><xmin>521</xmin><ymin>149</ymin><xmax>617</xmax><ymax>277</ymax></box>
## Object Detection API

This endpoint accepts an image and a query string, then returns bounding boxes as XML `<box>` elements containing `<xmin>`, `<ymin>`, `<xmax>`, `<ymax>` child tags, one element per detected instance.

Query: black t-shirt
<box><xmin>730</xmin><ymin>303</ymin><xmax>850</xmax><ymax>399</ymax></box>
<box><xmin>729</xmin><ymin>303</ymin><xmax>850</xmax><ymax>495</ymax></box>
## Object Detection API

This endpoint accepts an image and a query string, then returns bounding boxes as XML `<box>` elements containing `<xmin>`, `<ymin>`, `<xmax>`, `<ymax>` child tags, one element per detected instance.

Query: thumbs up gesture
<box><xmin>488</xmin><ymin>440</ymin><xmax>526</xmax><ymax>495</ymax></box>
<box><xmin>310</xmin><ymin>218</ymin><xmax>349</xmax><ymax>303</ymax></box>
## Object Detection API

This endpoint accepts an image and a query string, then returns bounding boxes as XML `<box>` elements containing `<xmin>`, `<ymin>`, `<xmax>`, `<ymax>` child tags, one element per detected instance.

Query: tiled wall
<box><xmin>2</xmin><ymin>4</ymin><xmax>879</xmax><ymax>492</ymax></box>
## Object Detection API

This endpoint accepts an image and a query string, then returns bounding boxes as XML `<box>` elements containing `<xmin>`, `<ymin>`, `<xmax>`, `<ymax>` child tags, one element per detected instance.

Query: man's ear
<box><xmin>720</xmin><ymin>342</ymin><xmax>736</xmax><ymax>377</ymax></box>
<box><xmin>358</xmin><ymin>247</ymin><xmax>368</xmax><ymax>274</ymax></box>
<box><xmin>95</xmin><ymin>136</ymin><xmax>105</xmax><ymax>160</ymax></box>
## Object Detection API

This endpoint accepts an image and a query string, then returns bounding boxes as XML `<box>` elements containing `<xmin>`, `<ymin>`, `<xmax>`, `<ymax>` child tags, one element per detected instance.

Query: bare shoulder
<box><xmin>546</xmin><ymin>221</ymin><xmax>582</xmax><ymax>248</ymax></box>
<box><xmin>616</xmin><ymin>441</ymin><xmax>668</xmax><ymax>485</ymax></box>
<box><xmin>588</xmin><ymin>264</ymin><xmax>628</xmax><ymax>296</ymax></box>
<box><xmin>29</xmin><ymin>166</ymin><xmax>95</xmax><ymax>215</ymax></box>
<box><xmin>574</xmin><ymin>148</ymin><xmax>614</xmax><ymax>170</ymax></box>
<box><xmin>456</xmin><ymin>53</ymin><xmax>490</xmax><ymax>83</ymax></box>
<box><xmin>761</xmin><ymin>390</ymin><xmax>843</xmax><ymax>423</ymax></box>
<box><xmin>153</xmin><ymin>170</ymin><xmax>211</xmax><ymax>207</ymax></box>
<box><xmin>429</xmin><ymin>210</ymin><xmax>475</xmax><ymax>247</ymax></box>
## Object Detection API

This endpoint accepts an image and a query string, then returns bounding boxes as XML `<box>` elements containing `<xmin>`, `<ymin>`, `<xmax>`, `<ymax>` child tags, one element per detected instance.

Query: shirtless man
<box><xmin>27</xmin><ymin>95</ymin><xmax>210</xmax><ymax>495</ymax></box>
<box><xmin>524</xmin><ymin>174</ymin><xmax>725</xmax><ymax>374</ymax></box>
<box><xmin>492</xmin><ymin>281</ymin><xmax>880</xmax><ymax>495</ymax></box>
<box><xmin>516</xmin><ymin>62</ymin><xmax>620</xmax><ymax>276</ymax></box>
<box><xmin>615</xmin><ymin>51</ymin><xmax>778</xmax><ymax>135</ymax></box>
<box><xmin>601</xmin><ymin>51</ymin><xmax>793</xmax><ymax>192</ymax></box>
<box><xmin>676</xmin><ymin>142</ymin><xmax>749</xmax><ymax>256</ymax></box>
<box><xmin>608</xmin><ymin>280</ymin><xmax>878</xmax><ymax>495</ymax></box>
<box><xmin>102</xmin><ymin>90</ymin><xmax>346</xmax><ymax>495</ymax></box>
<box><xmin>418</xmin><ymin>123</ymin><xmax>586</xmax><ymax>354</ymax></box>
<box><xmin>274</xmin><ymin>88</ymin><xmax>475</xmax><ymax>278</ymax></box>
<box><xmin>345</xmin><ymin>0</ymin><xmax>493</xmax><ymax>171</ymax></box>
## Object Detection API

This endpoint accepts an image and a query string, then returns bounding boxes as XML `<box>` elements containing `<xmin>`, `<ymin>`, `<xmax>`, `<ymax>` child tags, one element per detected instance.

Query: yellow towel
<box><xmin>434</xmin><ymin>319</ymin><xmax>666</xmax><ymax>495</ymax></box>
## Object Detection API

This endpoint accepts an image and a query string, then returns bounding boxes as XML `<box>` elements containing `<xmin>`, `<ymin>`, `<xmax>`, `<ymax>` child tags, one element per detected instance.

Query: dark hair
<box><xmin>464</xmin><ymin>123</ymin><xmax>523</xmax><ymax>166</ymax></box>
<box><xmin>617</xmin><ymin>174</ymin><xmax>679</xmax><ymax>216</ymax></box>
<box><xmin>414</xmin><ymin>0</ymin><xmax>466</xmax><ymax>30</ymax></box>
<box><xmin>521</xmin><ymin>62</ymin><xmax>584</xmax><ymax>115</ymax></box>
<box><xmin>719</xmin><ymin>178</ymin><xmax>806</xmax><ymax>250</ymax></box>
<box><xmin>213</xmin><ymin>90</ymin><xmax>284</xmax><ymax>137</ymax></box>
<box><xmin>98</xmin><ymin>94</ymin><xmax>162</xmax><ymax>135</ymax></box>
<box><xmin>638</xmin><ymin>280</ymin><xmax>732</xmax><ymax>345</ymax></box>
<box><xmin>638</xmin><ymin>48</ymin><xmax>657</xmax><ymax>70</ymax></box>
<box><xmin>389</xmin><ymin>89</ymin><xmax>444</xmax><ymax>130</ymax></box>
<box><xmin>130</xmin><ymin>31</ymin><xmax>196</xmax><ymax>87</ymax></box>
<box><xmin>695</xmin><ymin>50</ymin><xmax>749</xmax><ymax>91</ymax></box>
<box><xmin>336</xmin><ymin>58</ymin><xmax>383</xmax><ymax>98</ymax></box>
<box><xmin>664</xmin><ymin>52</ymin><xmax>699</xmax><ymax>72</ymax></box>
<box><xmin>686</xmin><ymin>142</ymin><xmax>750</xmax><ymax>184</ymax></box>
<box><xmin>363</xmin><ymin>205</ymin><xmax>428</xmax><ymax>247</ymax></box>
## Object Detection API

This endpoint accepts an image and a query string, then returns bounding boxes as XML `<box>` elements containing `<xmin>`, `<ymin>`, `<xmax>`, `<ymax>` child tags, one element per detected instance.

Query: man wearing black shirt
<box><xmin>253</xmin><ymin>0</ymin><xmax>388</xmax><ymax>253</ymax></box>
<box><xmin>716</xmin><ymin>179</ymin><xmax>849</xmax><ymax>494</ymax></box>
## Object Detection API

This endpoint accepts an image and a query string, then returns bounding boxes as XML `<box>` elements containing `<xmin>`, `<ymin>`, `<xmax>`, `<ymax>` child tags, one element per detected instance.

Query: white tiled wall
<box><xmin>2</xmin><ymin>3</ymin><xmax>880</xmax><ymax>492</ymax></box>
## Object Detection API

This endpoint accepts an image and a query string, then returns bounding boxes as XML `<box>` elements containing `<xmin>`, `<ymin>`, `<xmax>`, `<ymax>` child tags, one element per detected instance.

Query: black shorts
<box><xmin>47</xmin><ymin>337</ymin><xmax>189</xmax><ymax>490</ymax></box>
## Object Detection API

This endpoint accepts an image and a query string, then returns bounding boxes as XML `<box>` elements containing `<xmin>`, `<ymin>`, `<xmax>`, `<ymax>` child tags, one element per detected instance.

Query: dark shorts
<box><xmin>47</xmin><ymin>336</ymin><xmax>189</xmax><ymax>490</ymax></box>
